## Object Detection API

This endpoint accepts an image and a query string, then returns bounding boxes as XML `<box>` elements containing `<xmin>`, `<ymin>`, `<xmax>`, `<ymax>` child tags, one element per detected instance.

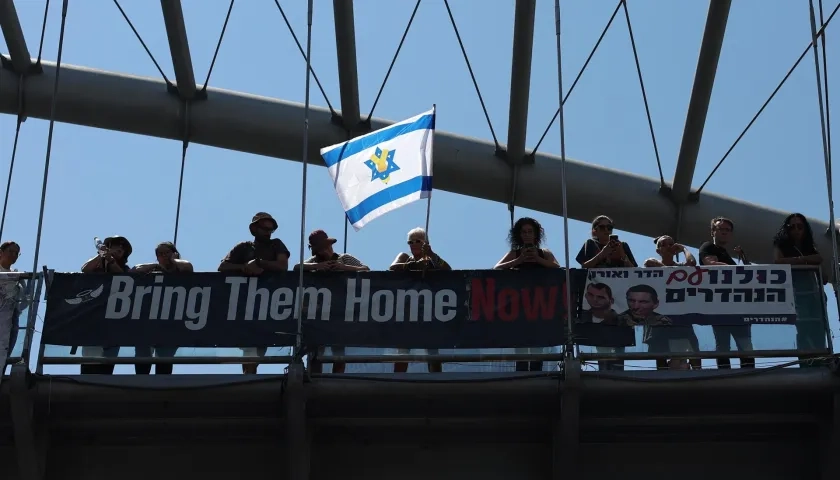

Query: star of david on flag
<box><xmin>320</xmin><ymin>107</ymin><xmax>435</xmax><ymax>230</ymax></box>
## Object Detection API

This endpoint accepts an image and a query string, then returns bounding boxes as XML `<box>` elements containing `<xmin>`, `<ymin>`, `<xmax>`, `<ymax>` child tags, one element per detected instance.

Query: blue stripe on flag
<box><xmin>322</xmin><ymin>114</ymin><xmax>435</xmax><ymax>168</ymax></box>
<box><xmin>346</xmin><ymin>176</ymin><xmax>433</xmax><ymax>225</ymax></box>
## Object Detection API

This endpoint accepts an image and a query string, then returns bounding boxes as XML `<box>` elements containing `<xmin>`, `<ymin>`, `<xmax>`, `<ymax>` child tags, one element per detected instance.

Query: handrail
<box><xmin>39</xmin><ymin>355</ymin><xmax>295</xmax><ymax>365</ymax></box>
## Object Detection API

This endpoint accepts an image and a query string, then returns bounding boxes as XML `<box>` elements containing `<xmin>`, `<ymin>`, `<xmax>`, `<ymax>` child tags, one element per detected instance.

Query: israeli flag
<box><xmin>320</xmin><ymin>107</ymin><xmax>435</xmax><ymax>230</ymax></box>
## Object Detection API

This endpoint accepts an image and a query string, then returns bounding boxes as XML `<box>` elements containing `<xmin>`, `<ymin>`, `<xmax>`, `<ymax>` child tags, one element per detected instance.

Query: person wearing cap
<box><xmin>295</xmin><ymin>229</ymin><xmax>368</xmax><ymax>374</ymax></box>
<box><xmin>219</xmin><ymin>212</ymin><xmax>290</xmax><ymax>374</ymax></box>
<box><xmin>132</xmin><ymin>241</ymin><xmax>194</xmax><ymax>375</ymax></box>
<box><xmin>82</xmin><ymin>235</ymin><xmax>133</xmax><ymax>274</ymax></box>
<box><xmin>80</xmin><ymin>235</ymin><xmax>133</xmax><ymax>374</ymax></box>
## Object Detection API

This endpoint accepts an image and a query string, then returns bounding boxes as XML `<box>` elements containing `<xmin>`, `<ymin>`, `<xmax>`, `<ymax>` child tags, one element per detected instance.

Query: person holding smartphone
<box><xmin>494</xmin><ymin>217</ymin><xmax>560</xmax><ymax>271</ymax></box>
<box><xmin>494</xmin><ymin>217</ymin><xmax>560</xmax><ymax>373</ymax></box>
<box><xmin>575</xmin><ymin>216</ymin><xmax>638</xmax><ymax>371</ymax></box>
<box><xmin>576</xmin><ymin>216</ymin><xmax>637</xmax><ymax>269</ymax></box>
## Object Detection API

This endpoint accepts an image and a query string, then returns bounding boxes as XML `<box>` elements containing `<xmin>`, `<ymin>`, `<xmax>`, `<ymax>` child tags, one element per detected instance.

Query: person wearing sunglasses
<box><xmin>390</xmin><ymin>227</ymin><xmax>450</xmax><ymax>373</ymax></box>
<box><xmin>576</xmin><ymin>215</ymin><xmax>637</xmax><ymax>269</ymax></box>
<box><xmin>773</xmin><ymin>213</ymin><xmax>823</xmax><ymax>266</ymax></box>
<box><xmin>575</xmin><ymin>215</ymin><xmax>637</xmax><ymax>371</ymax></box>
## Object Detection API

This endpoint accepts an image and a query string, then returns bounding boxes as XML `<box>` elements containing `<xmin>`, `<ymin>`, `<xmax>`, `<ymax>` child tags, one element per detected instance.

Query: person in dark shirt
<box><xmin>80</xmin><ymin>235</ymin><xmax>133</xmax><ymax>375</ymax></box>
<box><xmin>772</xmin><ymin>213</ymin><xmax>823</xmax><ymax>266</ymax></box>
<box><xmin>133</xmin><ymin>242</ymin><xmax>194</xmax><ymax>375</ymax></box>
<box><xmin>575</xmin><ymin>215</ymin><xmax>637</xmax><ymax>371</ymax></box>
<box><xmin>494</xmin><ymin>217</ymin><xmax>559</xmax><ymax>372</ymax></box>
<box><xmin>219</xmin><ymin>212</ymin><xmax>290</xmax><ymax>374</ymax></box>
<box><xmin>576</xmin><ymin>215</ymin><xmax>638</xmax><ymax>269</ymax></box>
<box><xmin>296</xmin><ymin>229</ymin><xmax>369</xmax><ymax>374</ymax></box>
<box><xmin>698</xmin><ymin>217</ymin><xmax>754</xmax><ymax>369</ymax></box>
<box><xmin>773</xmin><ymin>213</ymin><xmax>827</xmax><ymax>361</ymax></box>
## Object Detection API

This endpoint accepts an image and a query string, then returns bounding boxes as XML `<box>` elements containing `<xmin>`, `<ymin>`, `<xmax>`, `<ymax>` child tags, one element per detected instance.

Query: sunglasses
<box><xmin>595</xmin><ymin>224</ymin><xmax>613</xmax><ymax>231</ymax></box>
<box><xmin>788</xmin><ymin>223</ymin><xmax>805</xmax><ymax>231</ymax></box>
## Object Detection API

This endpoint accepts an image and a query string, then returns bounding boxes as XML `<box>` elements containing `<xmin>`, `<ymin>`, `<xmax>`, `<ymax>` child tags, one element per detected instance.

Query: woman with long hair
<box><xmin>773</xmin><ymin>213</ymin><xmax>822</xmax><ymax>266</ymax></box>
<box><xmin>494</xmin><ymin>217</ymin><xmax>560</xmax><ymax>271</ymax></box>
<box><xmin>773</xmin><ymin>213</ymin><xmax>827</xmax><ymax>360</ymax></box>
<box><xmin>495</xmin><ymin>217</ymin><xmax>560</xmax><ymax>372</ymax></box>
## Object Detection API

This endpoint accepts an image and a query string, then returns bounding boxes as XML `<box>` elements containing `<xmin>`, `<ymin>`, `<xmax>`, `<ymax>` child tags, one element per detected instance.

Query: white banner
<box><xmin>581</xmin><ymin>265</ymin><xmax>797</xmax><ymax>326</ymax></box>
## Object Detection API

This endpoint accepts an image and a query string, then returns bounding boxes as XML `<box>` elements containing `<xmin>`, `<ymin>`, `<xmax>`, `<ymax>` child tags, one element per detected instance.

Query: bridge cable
<box><xmin>273</xmin><ymin>0</ymin><xmax>335</xmax><ymax>116</ymax></box>
<box><xmin>366</xmin><ymin>0</ymin><xmax>422</xmax><ymax>123</ymax></box>
<box><xmin>530</xmin><ymin>0</ymin><xmax>622</xmax><ymax>158</ymax></box>
<box><xmin>112</xmin><ymin>0</ymin><xmax>172</xmax><ymax>87</ymax></box>
<box><xmin>294</xmin><ymin>0</ymin><xmax>315</xmax><ymax>361</ymax></box>
<box><xmin>808</xmin><ymin>0</ymin><xmax>840</xmax><ymax>332</ymax></box>
<box><xmin>819</xmin><ymin>0</ymin><xmax>833</xmax><ymax>182</ymax></box>
<box><xmin>442</xmin><ymin>0</ymin><xmax>500</xmax><ymax>150</ymax></box>
<box><xmin>24</xmin><ymin>0</ymin><xmax>69</xmax><ymax>362</ymax></box>
<box><xmin>695</xmin><ymin>1</ymin><xmax>840</xmax><ymax>195</ymax></box>
<box><xmin>553</xmin><ymin>0</ymin><xmax>575</xmax><ymax>355</ymax></box>
<box><xmin>36</xmin><ymin>0</ymin><xmax>51</xmax><ymax>64</ymax></box>
<box><xmin>508</xmin><ymin>165</ymin><xmax>519</xmax><ymax>228</ymax></box>
<box><xmin>200</xmin><ymin>0</ymin><xmax>235</xmax><ymax>93</ymax></box>
<box><xmin>2</xmin><ymin>0</ymin><xmax>56</xmax><ymax>240</ymax></box>
<box><xmin>0</xmin><ymin>78</ymin><xmax>25</xmax><ymax>242</ymax></box>
<box><xmin>172</xmin><ymin>102</ymin><xmax>191</xmax><ymax>246</ymax></box>
<box><xmin>341</xmin><ymin>131</ymin><xmax>352</xmax><ymax>253</ymax></box>
<box><xmin>621</xmin><ymin>0</ymin><xmax>664</xmax><ymax>188</ymax></box>
<box><xmin>818</xmin><ymin>0</ymin><xmax>840</xmax><ymax>349</ymax></box>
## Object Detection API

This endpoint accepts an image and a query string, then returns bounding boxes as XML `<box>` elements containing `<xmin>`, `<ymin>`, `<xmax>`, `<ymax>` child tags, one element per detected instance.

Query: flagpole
<box><xmin>424</xmin><ymin>104</ymin><xmax>436</xmax><ymax>236</ymax></box>
<box><xmin>554</xmin><ymin>0</ymin><xmax>575</xmax><ymax>353</ymax></box>
<box><xmin>294</xmin><ymin>0</ymin><xmax>314</xmax><ymax>360</ymax></box>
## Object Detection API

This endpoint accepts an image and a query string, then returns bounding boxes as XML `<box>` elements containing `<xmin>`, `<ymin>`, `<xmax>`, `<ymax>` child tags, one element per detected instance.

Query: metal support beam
<box><xmin>670</xmin><ymin>0</ymin><xmax>731</xmax><ymax>203</ymax></box>
<box><xmin>506</xmin><ymin>0</ymin><xmax>536</xmax><ymax>164</ymax></box>
<box><xmin>553</xmin><ymin>355</ymin><xmax>580</xmax><ymax>479</ymax></box>
<box><xmin>0</xmin><ymin>62</ymin><xmax>832</xmax><ymax>269</ymax></box>
<box><xmin>284</xmin><ymin>363</ymin><xmax>311</xmax><ymax>480</ymax></box>
<box><xmin>0</xmin><ymin>0</ymin><xmax>33</xmax><ymax>74</ymax></box>
<box><xmin>821</xmin><ymin>393</ymin><xmax>840</xmax><ymax>479</ymax></box>
<box><xmin>332</xmin><ymin>0</ymin><xmax>361</xmax><ymax>131</ymax></box>
<box><xmin>10</xmin><ymin>365</ymin><xmax>47</xmax><ymax>480</ymax></box>
<box><xmin>160</xmin><ymin>0</ymin><xmax>197</xmax><ymax>99</ymax></box>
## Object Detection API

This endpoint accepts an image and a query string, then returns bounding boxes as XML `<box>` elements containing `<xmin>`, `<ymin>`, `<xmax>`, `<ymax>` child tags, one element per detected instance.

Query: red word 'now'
<box><xmin>470</xmin><ymin>278</ymin><xmax>563</xmax><ymax>321</ymax></box>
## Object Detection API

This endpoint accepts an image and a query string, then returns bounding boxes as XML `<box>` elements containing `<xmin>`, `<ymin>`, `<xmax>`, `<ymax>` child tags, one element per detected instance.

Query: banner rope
<box><xmin>0</xmin><ymin>76</ymin><xmax>25</xmax><ymax>242</ymax></box>
<box><xmin>808</xmin><ymin>0</ymin><xmax>840</xmax><ymax>348</ymax></box>
<box><xmin>173</xmin><ymin>101</ymin><xmax>191</xmax><ymax>246</ymax></box>
<box><xmin>294</xmin><ymin>0</ymin><xmax>314</xmax><ymax>361</ymax></box>
<box><xmin>553</xmin><ymin>0</ymin><xmax>575</xmax><ymax>356</ymax></box>
<box><xmin>25</xmin><ymin>0</ymin><xmax>70</xmax><ymax>362</ymax></box>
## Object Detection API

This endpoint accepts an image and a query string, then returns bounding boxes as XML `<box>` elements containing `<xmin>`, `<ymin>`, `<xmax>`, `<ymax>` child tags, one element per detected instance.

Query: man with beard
<box><xmin>219</xmin><ymin>212</ymin><xmax>290</xmax><ymax>374</ymax></box>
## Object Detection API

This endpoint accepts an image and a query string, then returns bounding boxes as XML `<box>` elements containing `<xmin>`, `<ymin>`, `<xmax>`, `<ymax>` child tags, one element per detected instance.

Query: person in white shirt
<box><xmin>0</xmin><ymin>241</ymin><xmax>22</xmax><ymax>363</ymax></box>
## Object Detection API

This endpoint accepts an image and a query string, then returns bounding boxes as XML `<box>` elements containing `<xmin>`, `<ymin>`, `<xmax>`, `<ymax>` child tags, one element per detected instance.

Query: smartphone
<box><xmin>609</xmin><ymin>234</ymin><xmax>619</xmax><ymax>242</ymax></box>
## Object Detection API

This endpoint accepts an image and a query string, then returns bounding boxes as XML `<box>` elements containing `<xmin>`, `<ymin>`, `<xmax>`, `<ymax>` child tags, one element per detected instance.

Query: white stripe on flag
<box><xmin>320</xmin><ymin>107</ymin><xmax>435</xmax><ymax>230</ymax></box>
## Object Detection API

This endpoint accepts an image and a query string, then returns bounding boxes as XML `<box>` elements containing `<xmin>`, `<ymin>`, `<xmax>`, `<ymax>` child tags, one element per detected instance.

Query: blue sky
<box><xmin>2</xmin><ymin>0</ymin><xmax>838</xmax><ymax>374</ymax></box>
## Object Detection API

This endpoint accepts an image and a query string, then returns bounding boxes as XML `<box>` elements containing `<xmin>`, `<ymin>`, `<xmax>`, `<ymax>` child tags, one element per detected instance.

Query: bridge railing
<box><xmin>27</xmin><ymin>265</ymin><xmax>832</xmax><ymax>374</ymax></box>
